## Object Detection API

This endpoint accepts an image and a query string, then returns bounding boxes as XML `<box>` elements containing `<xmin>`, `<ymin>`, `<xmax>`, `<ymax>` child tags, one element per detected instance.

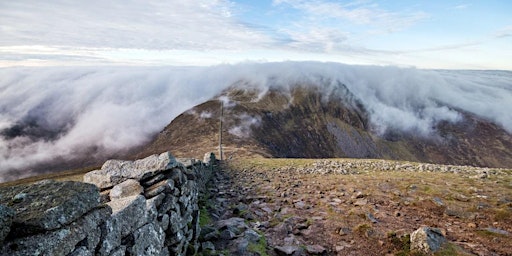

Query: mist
<box><xmin>1</xmin><ymin>62</ymin><xmax>511</xmax><ymax>181</ymax></box>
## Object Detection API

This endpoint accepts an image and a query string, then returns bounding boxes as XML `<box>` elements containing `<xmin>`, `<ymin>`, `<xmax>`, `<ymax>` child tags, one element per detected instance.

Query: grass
<box><xmin>0</xmin><ymin>165</ymin><xmax>98</xmax><ymax>188</ymax></box>
<box><xmin>247</xmin><ymin>232</ymin><xmax>269</xmax><ymax>256</ymax></box>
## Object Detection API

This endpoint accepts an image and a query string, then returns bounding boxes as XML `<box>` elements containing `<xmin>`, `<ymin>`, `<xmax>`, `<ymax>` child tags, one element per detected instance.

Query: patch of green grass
<box><xmin>199</xmin><ymin>206</ymin><xmax>212</xmax><ymax>227</ymax></box>
<box><xmin>493</xmin><ymin>208</ymin><xmax>511</xmax><ymax>222</ymax></box>
<box><xmin>248</xmin><ymin>236</ymin><xmax>269</xmax><ymax>256</ymax></box>
<box><xmin>475</xmin><ymin>229</ymin><xmax>508</xmax><ymax>238</ymax></box>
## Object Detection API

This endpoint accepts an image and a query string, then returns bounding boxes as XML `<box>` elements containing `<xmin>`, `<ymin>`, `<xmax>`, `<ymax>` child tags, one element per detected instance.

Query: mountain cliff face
<box><xmin>137</xmin><ymin>81</ymin><xmax>512</xmax><ymax>168</ymax></box>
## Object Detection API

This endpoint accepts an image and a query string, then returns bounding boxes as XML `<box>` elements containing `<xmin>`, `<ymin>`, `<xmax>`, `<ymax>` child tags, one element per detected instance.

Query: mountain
<box><xmin>137</xmin><ymin>80</ymin><xmax>512</xmax><ymax>168</ymax></box>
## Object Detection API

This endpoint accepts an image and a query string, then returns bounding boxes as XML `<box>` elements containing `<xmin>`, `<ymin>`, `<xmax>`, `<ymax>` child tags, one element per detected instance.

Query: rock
<box><xmin>128</xmin><ymin>223</ymin><xmax>165</xmax><ymax>256</ymax></box>
<box><xmin>202</xmin><ymin>241</ymin><xmax>215</xmax><ymax>251</ymax></box>
<box><xmin>353</xmin><ymin>198</ymin><xmax>368</xmax><ymax>206</ymax></box>
<box><xmin>97</xmin><ymin>218</ymin><xmax>121</xmax><ymax>256</ymax></box>
<box><xmin>109</xmin><ymin>179</ymin><xmax>143</xmax><ymax>200</ymax></box>
<box><xmin>203</xmin><ymin>152</ymin><xmax>216</xmax><ymax>165</ymax></box>
<box><xmin>177</xmin><ymin>158</ymin><xmax>197</xmax><ymax>168</ymax></box>
<box><xmin>410</xmin><ymin>227</ymin><xmax>447</xmax><ymax>254</ymax></box>
<box><xmin>107</xmin><ymin>195</ymin><xmax>147</xmax><ymax>237</ymax></box>
<box><xmin>0</xmin><ymin>180</ymin><xmax>100</xmax><ymax>236</ymax></box>
<box><xmin>274</xmin><ymin>245</ymin><xmax>301</xmax><ymax>255</ymax></box>
<box><xmin>144</xmin><ymin>179</ymin><xmax>175</xmax><ymax>199</ymax></box>
<box><xmin>366</xmin><ymin>213</ymin><xmax>378</xmax><ymax>223</ymax></box>
<box><xmin>140</xmin><ymin>173</ymin><xmax>167</xmax><ymax>187</ymax></box>
<box><xmin>68</xmin><ymin>246</ymin><xmax>92</xmax><ymax>256</ymax></box>
<box><xmin>84</xmin><ymin>152</ymin><xmax>178</xmax><ymax>189</ymax></box>
<box><xmin>0</xmin><ymin>204</ymin><xmax>15</xmax><ymax>243</ymax></box>
<box><xmin>306</xmin><ymin>245</ymin><xmax>327</xmax><ymax>255</ymax></box>
<box><xmin>244</xmin><ymin>229</ymin><xmax>262</xmax><ymax>243</ymax></box>
<box><xmin>432</xmin><ymin>197</ymin><xmax>444</xmax><ymax>206</ymax></box>
<box><xmin>1</xmin><ymin>206</ymin><xmax>110</xmax><ymax>256</ymax></box>
<box><xmin>483</xmin><ymin>227</ymin><xmax>510</xmax><ymax>236</ymax></box>
<box><xmin>109</xmin><ymin>246</ymin><xmax>127</xmax><ymax>256</ymax></box>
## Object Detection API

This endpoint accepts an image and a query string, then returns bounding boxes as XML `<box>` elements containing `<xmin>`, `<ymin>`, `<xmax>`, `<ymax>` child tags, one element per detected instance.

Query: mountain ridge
<box><xmin>136</xmin><ymin>81</ymin><xmax>512</xmax><ymax>168</ymax></box>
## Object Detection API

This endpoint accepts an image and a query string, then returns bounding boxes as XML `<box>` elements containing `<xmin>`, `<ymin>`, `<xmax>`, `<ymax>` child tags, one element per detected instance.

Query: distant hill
<box><xmin>137</xmin><ymin>81</ymin><xmax>512</xmax><ymax>168</ymax></box>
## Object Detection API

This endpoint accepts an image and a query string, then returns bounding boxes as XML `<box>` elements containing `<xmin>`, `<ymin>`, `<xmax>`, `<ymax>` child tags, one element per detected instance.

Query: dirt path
<box><xmin>199</xmin><ymin>159</ymin><xmax>512</xmax><ymax>256</ymax></box>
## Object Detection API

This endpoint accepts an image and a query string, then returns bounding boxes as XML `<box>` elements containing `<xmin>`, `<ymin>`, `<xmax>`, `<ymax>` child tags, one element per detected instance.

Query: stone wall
<box><xmin>0</xmin><ymin>151</ymin><xmax>217</xmax><ymax>256</ymax></box>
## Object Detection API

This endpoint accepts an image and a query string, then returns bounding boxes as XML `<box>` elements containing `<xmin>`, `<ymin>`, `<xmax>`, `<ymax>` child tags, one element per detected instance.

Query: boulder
<box><xmin>84</xmin><ymin>152</ymin><xmax>178</xmax><ymax>189</ymax></box>
<box><xmin>410</xmin><ymin>227</ymin><xmax>447</xmax><ymax>254</ymax></box>
<box><xmin>109</xmin><ymin>179</ymin><xmax>143</xmax><ymax>200</ymax></box>
<box><xmin>0</xmin><ymin>204</ymin><xmax>15</xmax><ymax>243</ymax></box>
<box><xmin>0</xmin><ymin>180</ymin><xmax>100</xmax><ymax>236</ymax></box>
<box><xmin>107</xmin><ymin>195</ymin><xmax>147</xmax><ymax>237</ymax></box>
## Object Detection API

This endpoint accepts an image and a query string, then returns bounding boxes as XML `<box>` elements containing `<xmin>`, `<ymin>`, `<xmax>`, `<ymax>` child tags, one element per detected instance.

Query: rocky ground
<box><xmin>198</xmin><ymin>158</ymin><xmax>512</xmax><ymax>256</ymax></box>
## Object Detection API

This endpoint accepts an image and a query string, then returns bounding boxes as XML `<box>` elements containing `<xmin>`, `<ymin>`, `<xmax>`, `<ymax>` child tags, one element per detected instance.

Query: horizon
<box><xmin>1</xmin><ymin>0</ymin><xmax>511</xmax><ymax>70</ymax></box>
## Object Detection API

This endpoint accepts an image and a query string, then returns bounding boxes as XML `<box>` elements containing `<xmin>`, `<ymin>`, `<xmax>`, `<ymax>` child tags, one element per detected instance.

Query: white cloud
<box><xmin>495</xmin><ymin>26</ymin><xmax>512</xmax><ymax>38</ymax></box>
<box><xmin>1</xmin><ymin>62</ymin><xmax>511</xmax><ymax>181</ymax></box>
<box><xmin>0</xmin><ymin>0</ymin><xmax>272</xmax><ymax>50</ymax></box>
<box><xmin>273</xmin><ymin>0</ymin><xmax>428</xmax><ymax>31</ymax></box>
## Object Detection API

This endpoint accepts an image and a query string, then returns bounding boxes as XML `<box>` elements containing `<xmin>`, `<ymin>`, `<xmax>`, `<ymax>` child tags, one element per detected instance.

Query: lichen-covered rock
<box><xmin>107</xmin><ymin>195</ymin><xmax>147</xmax><ymax>237</ymax></box>
<box><xmin>109</xmin><ymin>179</ymin><xmax>143</xmax><ymax>200</ymax></box>
<box><xmin>84</xmin><ymin>152</ymin><xmax>179</xmax><ymax>189</ymax></box>
<box><xmin>410</xmin><ymin>227</ymin><xmax>447</xmax><ymax>254</ymax></box>
<box><xmin>1</xmin><ymin>206</ymin><xmax>110</xmax><ymax>256</ymax></box>
<box><xmin>0</xmin><ymin>180</ymin><xmax>100</xmax><ymax>236</ymax></box>
<box><xmin>127</xmin><ymin>223</ymin><xmax>165</xmax><ymax>256</ymax></box>
<box><xmin>97</xmin><ymin>218</ymin><xmax>120</xmax><ymax>256</ymax></box>
<box><xmin>67</xmin><ymin>246</ymin><xmax>92</xmax><ymax>256</ymax></box>
<box><xmin>0</xmin><ymin>204</ymin><xmax>14</xmax><ymax>243</ymax></box>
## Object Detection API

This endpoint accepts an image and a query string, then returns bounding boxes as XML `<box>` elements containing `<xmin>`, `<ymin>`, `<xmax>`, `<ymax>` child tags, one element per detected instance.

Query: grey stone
<box><xmin>67</xmin><ymin>246</ymin><xmax>92</xmax><ymax>256</ymax></box>
<box><xmin>410</xmin><ymin>227</ymin><xmax>447</xmax><ymax>254</ymax></box>
<box><xmin>84</xmin><ymin>152</ymin><xmax>178</xmax><ymax>189</ymax></box>
<box><xmin>144</xmin><ymin>179</ymin><xmax>175</xmax><ymax>198</ymax></box>
<box><xmin>232</xmin><ymin>237</ymin><xmax>249</xmax><ymax>254</ymax></box>
<box><xmin>140</xmin><ymin>173</ymin><xmax>167</xmax><ymax>187</ymax></box>
<box><xmin>203</xmin><ymin>152</ymin><xmax>216</xmax><ymax>166</ymax></box>
<box><xmin>159</xmin><ymin>194</ymin><xmax>179</xmax><ymax>214</ymax></box>
<box><xmin>107</xmin><ymin>195</ymin><xmax>147</xmax><ymax>237</ymax></box>
<box><xmin>98</xmin><ymin>218</ymin><xmax>121</xmax><ymax>256</ymax></box>
<box><xmin>108</xmin><ymin>246</ymin><xmax>126</xmax><ymax>256</ymax></box>
<box><xmin>202</xmin><ymin>241</ymin><xmax>215</xmax><ymax>251</ymax></box>
<box><xmin>80</xmin><ymin>225</ymin><xmax>101</xmax><ymax>251</ymax></box>
<box><xmin>483</xmin><ymin>227</ymin><xmax>510</xmax><ymax>236</ymax></box>
<box><xmin>216</xmin><ymin>217</ymin><xmax>248</xmax><ymax>239</ymax></box>
<box><xmin>158</xmin><ymin>214</ymin><xmax>170</xmax><ymax>231</ymax></box>
<box><xmin>0</xmin><ymin>180</ymin><xmax>100</xmax><ymax>236</ymax></box>
<box><xmin>1</xmin><ymin>206</ymin><xmax>111</xmax><ymax>256</ymax></box>
<box><xmin>169</xmin><ymin>168</ymin><xmax>186</xmax><ymax>187</ymax></box>
<box><xmin>274</xmin><ymin>245</ymin><xmax>300</xmax><ymax>255</ymax></box>
<box><xmin>244</xmin><ymin>229</ymin><xmax>262</xmax><ymax>243</ymax></box>
<box><xmin>306</xmin><ymin>245</ymin><xmax>327</xmax><ymax>255</ymax></box>
<box><xmin>109</xmin><ymin>179</ymin><xmax>143</xmax><ymax>200</ymax></box>
<box><xmin>0</xmin><ymin>204</ymin><xmax>15</xmax><ymax>243</ymax></box>
<box><xmin>177</xmin><ymin>158</ymin><xmax>197</xmax><ymax>168</ymax></box>
<box><xmin>128</xmin><ymin>223</ymin><xmax>165</xmax><ymax>256</ymax></box>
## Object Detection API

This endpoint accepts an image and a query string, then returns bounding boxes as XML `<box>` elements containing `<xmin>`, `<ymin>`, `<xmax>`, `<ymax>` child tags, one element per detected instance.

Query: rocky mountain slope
<box><xmin>137</xmin><ymin>82</ymin><xmax>512</xmax><ymax>168</ymax></box>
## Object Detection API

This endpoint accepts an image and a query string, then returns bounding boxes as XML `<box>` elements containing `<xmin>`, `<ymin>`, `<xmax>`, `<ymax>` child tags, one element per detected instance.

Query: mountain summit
<box><xmin>138</xmin><ymin>80</ymin><xmax>512</xmax><ymax>168</ymax></box>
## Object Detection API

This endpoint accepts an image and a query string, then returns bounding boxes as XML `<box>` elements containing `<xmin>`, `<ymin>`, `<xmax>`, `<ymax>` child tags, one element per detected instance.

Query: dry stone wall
<box><xmin>0</xmin><ymin>151</ymin><xmax>217</xmax><ymax>256</ymax></box>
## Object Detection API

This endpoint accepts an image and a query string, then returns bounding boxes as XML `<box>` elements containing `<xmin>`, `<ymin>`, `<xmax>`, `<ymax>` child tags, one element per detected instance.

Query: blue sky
<box><xmin>1</xmin><ymin>0</ymin><xmax>511</xmax><ymax>69</ymax></box>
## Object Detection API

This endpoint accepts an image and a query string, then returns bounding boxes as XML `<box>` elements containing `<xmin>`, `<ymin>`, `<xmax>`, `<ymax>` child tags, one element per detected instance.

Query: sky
<box><xmin>1</xmin><ymin>0</ymin><xmax>511</xmax><ymax>69</ymax></box>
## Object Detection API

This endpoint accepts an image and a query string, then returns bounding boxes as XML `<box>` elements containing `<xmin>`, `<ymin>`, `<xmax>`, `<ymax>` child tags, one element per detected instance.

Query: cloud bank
<box><xmin>0</xmin><ymin>62</ymin><xmax>511</xmax><ymax>181</ymax></box>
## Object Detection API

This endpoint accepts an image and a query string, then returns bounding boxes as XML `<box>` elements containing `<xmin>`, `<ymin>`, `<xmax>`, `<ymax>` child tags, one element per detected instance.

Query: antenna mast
<box><xmin>219</xmin><ymin>100</ymin><xmax>224</xmax><ymax>160</ymax></box>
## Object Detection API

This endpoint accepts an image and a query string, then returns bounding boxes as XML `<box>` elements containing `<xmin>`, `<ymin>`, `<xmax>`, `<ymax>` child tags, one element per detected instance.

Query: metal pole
<box><xmin>219</xmin><ymin>100</ymin><xmax>223</xmax><ymax>161</ymax></box>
